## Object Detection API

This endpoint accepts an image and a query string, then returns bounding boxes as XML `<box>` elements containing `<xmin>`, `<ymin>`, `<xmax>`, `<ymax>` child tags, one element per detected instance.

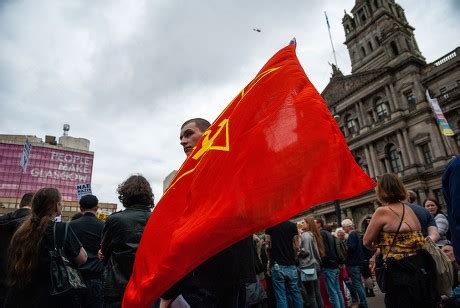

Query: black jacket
<box><xmin>69</xmin><ymin>212</ymin><xmax>105</xmax><ymax>280</ymax></box>
<box><xmin>320</xmin><ymin>229</ymin><xmax>339</xmax><ymax>269</ymax></box>
<box><xmin>101</xmin><ymin>204</ymin><xmax>151</xmax><ymax>300</ymax></box>
<box><xmin>0</xmin><ymin>208</ymin><xmax>31</xmax><ymax>300</ymax></box>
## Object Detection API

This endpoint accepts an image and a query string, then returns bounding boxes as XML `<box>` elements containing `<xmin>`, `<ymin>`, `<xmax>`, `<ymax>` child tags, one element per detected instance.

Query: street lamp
<box><xmin>331</xmin><ymin>106</ymin><xmax>342</xmax><ymax>226</ymax></box>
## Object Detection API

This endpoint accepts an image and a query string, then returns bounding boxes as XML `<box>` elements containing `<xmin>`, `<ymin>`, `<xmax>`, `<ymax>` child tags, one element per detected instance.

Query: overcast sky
<box><xmin>1</xmin><ymin>0</ymin><xmax>459</xmax><ymax>206</ymax></box>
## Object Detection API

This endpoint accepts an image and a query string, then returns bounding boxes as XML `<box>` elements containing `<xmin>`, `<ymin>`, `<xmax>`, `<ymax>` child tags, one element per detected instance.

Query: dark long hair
<box><xmin>7</xmin><ymin>187</ymin><xmax>61</xmax><ymax>288</ymax></box>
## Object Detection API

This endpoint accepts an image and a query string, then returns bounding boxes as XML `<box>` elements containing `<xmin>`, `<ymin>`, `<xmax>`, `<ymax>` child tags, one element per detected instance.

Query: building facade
<box><xmin>0</xmin><ymin>134</ymin><xmax>116</xmax><ymax>221</ymax></box>
<box><xmin>300</xmin><ymin>0</ymin><xmax>460</xmax><ymax>230</ymax></box>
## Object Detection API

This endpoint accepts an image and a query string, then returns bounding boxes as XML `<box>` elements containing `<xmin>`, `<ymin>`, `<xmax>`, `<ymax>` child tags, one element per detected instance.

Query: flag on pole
<box><xmin>123</xmin><ymin>41</ymin><xmax>375</xmax><ymax>307</ymax></box>
<box><xmin>19</xmin><ymin>138</ymin><xmax>32</xmax><ymax>173</ymax></box>
<box><xmin>426</xmin><ymin>90</ymin><xmax>454</xmax><ymax>136</ymax></box>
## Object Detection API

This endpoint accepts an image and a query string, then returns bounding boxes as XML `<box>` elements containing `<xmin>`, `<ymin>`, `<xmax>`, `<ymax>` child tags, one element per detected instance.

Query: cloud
<box><xmin>1</xmin><ymin>0</ymin><xmax>459</xmax><ymax>205</ymax></box>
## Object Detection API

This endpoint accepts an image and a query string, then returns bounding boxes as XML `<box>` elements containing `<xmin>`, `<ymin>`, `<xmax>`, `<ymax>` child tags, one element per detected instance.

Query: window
<box><xmin>440</xmin><ymin>87</ymin><xmax>449</xmax><ymax>99</ymax></box>
<box><xmin>405</xmin><ymin>90</ymin><xmax>416</xmax><ymax>111</ymax></box>
<box><xmin>368</xmin><ymin>41</ymin><xmax>373</xmax><ymax>52</ymax></box>
<box><xmin>421</xmin><ymin>143</ymin><xmax>432</xmax><ymax>164</ymax></box>
<box><xmin>346</xmin><ymin>117</ymin><xmax>359</xmax><ymax>134</ymax></box>
<box><xmin>346</xmin><ymin>25</ymin><xmax>351</xmax><ymax>34</ymax></box>
<box><xmin>375</xmin><ymin>36</ymin><xmax>380</xmax><ymax>46</ymax></box>
<box><xmin>376</xmin><ymin>103</ymin><xmax>389</xmax><ymax>120</ymax></box>
<box><xmin>390</xmin><ymin>41</ymin><xmax>399</xmax><ymax>56</ymax></box>
<box><xmin>373</xmin><ymin>0</ymin><xmax>379</xmax><ymax>8</ymax></box>
<box><xmin>388</xmin><ymin>144</ymin><xmax>403</xmax><ymax>173</ymax></box>
<box><xmin>361</xmin><ymin>46</ymin><xmax>366</xmax><ymax>57</ymax></box>
<box><xmin>358</xmin><ymin>9</ymin><xmax>367</xmax><ymax>23</ymax></box>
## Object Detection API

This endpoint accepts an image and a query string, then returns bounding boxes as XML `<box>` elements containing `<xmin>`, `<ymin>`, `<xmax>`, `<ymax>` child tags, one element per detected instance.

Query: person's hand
<box><xmin>98</xmin><ymin>249</ymin><xmax>104</xmax><ymax>261</ymax></box>
<box><xmin>369</xmin><ymin>257</ymin><xmax>376</xmax><ymax>273</ymax></box>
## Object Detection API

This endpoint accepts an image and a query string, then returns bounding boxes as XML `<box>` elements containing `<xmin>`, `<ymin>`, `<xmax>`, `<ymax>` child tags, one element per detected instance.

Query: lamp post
<box><xmin>331</xmin><ymin>106</ymin><xmax>342</xmax><ymax>226</ymax></box>
<box><xmin>334</xmin><ymin>200</ymin><xmax>341</xmax><ymax>226</ymax></box>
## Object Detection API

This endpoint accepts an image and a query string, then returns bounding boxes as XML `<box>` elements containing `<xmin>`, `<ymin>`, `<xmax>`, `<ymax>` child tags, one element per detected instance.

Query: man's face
<box><xmin>343</xmin><ymin>225</ymin><xmax>352</xmax><ymax>233</ymax></box>
<box><xmin>180</xmin><ymin>122</ymin><xmax>204</xmax><ymax>156</ymax></box>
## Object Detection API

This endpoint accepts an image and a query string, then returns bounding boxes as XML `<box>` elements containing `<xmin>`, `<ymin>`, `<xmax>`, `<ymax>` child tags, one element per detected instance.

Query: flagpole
<box><xmin>15</xmin><ymin>169</ymin><xmax>24</xmax><ymax>207</ymax></box>
<box><xmin>324</xmin><ymin>11</ymin><xmax>338</xmax><ymax>67</ymax></box>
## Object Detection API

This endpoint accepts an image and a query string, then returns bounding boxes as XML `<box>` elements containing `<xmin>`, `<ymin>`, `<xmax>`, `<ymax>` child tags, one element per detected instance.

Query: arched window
<box><xmin>346</xmin><ymin>25</ymin><xmax>351</xmax><ymax>34</ymax></box>
<box><xmin>346</xmin><ymin>115</ymin><xmax>359</xmax><ymax>134</ymax></box>
<box><xmin>375</xmin><ymin>36</ymin><xmax>381</xmax><ymax>46</ymax></box>
<box><xmin>361</xmin><ymin>46</ymin><xmax>366</xmax><ymax>57</ymax></box>
<box><xmin>368</xmin><ymin>41</ymin><xmax>373</xmax><ymax>52</ymax></box>
<box><xmin>387</xmin><ymin>144</ymin><xmax>403</xmax><ymax>173</ymax></box>
<box><xmin>376</xmin><ymin>102</ymin><xmax>389</xmax><ymax>120</ymax></box>
<box><xmin>390</xmin><ymin>41</ymin><xmax>399</xmax><ymax>56</ymax></box>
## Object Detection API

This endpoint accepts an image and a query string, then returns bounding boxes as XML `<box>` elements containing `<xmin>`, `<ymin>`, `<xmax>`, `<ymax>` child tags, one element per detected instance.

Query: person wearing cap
<box><xmin>342</xmin><ymin>218</ymin><xmax>368</xmax><ymax>308</ymax></box>
<box><xmin>69</xmin><ymin>194</ymin><xmax>105</xmax><ymax>308</ymax></box>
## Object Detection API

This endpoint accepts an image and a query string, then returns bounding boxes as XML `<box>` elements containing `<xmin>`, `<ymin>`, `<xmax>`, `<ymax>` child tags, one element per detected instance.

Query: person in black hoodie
<box><xmin>315</xmin><ymin>219</ymin><xmax>345</xmax><ymax>308</ymax></box>
<box><xmin>101</xmin><ymin>175</ymin><xmax>153</xmax><ymax>307</ymax></box>
<box><xmin>69</xmin><ymin>194</ymin><xmax>105</xmax><ymax>308</ymax></box>
<box><xmin>0</xmin><ymin>192</ymin><xmax>33</xmax><ymax>306</ymax></box>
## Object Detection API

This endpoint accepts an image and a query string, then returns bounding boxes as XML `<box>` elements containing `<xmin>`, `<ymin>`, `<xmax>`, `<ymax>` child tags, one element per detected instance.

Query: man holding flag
<box><xmin>123</xmin><ymin>40</ymin><xmax>375</xmax><ymax>307</ymax></box>
<box><xmin>160</xmin><ymin>118</ymin><xmax>256</xmax><ymax>307</ymax></box>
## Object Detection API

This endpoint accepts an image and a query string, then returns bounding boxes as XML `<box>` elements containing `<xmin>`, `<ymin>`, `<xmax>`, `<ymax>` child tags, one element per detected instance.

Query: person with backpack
<box><xmin>316</xmin><ymin>219</ymin><xmax>345</xmax><ymax>308</ymax></box>
<box><xmin>342</xmin><ymin>219</ymin><xmax>368</xmax><ymax>308</ymax></box>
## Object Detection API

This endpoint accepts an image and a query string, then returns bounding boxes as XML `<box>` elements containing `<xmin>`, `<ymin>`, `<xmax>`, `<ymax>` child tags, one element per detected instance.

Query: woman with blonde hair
<box><xmin>299</xmin><ymin>216</ymin><xmax>325</xmax><ymax>308</ymax></box>
<box><xmin>363</xmin><ymin>173</ymin><xmax>439</xmax><ymax>307</ymax></box>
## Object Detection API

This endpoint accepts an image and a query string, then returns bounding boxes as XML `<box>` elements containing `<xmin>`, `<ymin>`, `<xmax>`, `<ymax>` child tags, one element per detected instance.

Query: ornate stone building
<box><xmin>300</xmin><ymin>0</ymin><xmax>460</xmax><ymax>231</ymax></box>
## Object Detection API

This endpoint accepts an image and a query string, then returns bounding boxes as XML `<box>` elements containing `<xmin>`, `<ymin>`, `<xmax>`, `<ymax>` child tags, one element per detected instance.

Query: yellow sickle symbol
<box><xmin>192</xmin><ymin>119</ymin><xmax>230</xmax><ymax>160</ymax></box>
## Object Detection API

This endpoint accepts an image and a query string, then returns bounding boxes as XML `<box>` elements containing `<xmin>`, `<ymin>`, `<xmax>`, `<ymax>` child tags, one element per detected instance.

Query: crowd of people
<box><xmin>0</xmin><ymin>118</ymin><xmax>459</xmax><ymax>308</ymax></box>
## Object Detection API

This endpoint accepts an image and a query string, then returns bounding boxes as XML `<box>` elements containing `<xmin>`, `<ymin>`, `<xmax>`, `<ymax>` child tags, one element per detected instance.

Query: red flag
<box><xmin>123</xmin><ymin>42</ymin><xmax>375</xmax><ymax>307</ymax></box>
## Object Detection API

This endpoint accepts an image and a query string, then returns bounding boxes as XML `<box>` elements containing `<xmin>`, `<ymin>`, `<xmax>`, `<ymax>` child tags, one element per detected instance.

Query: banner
<box><xmin>76</xmin><ymin>183</ymin><xmax>92</xmax><ymax>201</ymax></box>
<box><xmin>426</xmin><ymin>90</ymin><xmax>454</xmax><ymax>136</ymax></box>
<box><xmin>19</xmin><ymin>139</ymin><xmax>32</xmax><ymax>173</ymax></box>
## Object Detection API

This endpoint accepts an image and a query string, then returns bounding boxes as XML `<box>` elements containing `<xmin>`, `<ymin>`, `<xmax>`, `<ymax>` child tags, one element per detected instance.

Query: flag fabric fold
<box><xmin>123</xmin><ymin>42</ymin><xmax>375</xmax><ymax>307</ymax></box>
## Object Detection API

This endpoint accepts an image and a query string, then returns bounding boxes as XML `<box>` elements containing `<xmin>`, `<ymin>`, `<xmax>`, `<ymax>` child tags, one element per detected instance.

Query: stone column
<box><xmin>402</xmin><ymin>129</ymin><xmax>415</xmax><ymax>165</ymax></box>
<box><xmin>418</xmin><ymin>189</ymin><xmax>427</xmax><ymax>203</ymax></box>
<box><xmin>358</xmin><ymin>101</ymin><xmax>368</xmax><ymax>127</ymax></box>
<box><xmin>384</xmin><ymin>158</ymin><xmax>391</xmax><ymax>173</ymax></box>
<box><xmin>385</xmin><ymin>85</ymin><xmax>396</xmax><ymax>112</ymax></box>
<box><xmin>364</xmin><ymin>146</ymin><xmax>375</xmax><ymax>178</ymax></box>
<box><xmin>389</xmin><ymin>83</ymin><xmax>400</xmax><ymax>110</ymax></box>
<box><xmin>415</xmin><ymin>146</ymin><xmax>424</xmax><ymax>165</ymax></box>
<box><xmin>369</xmin><ymin>143</ymin><xmax>380</xmax><ymax>176</ymax></box>
<box><xmin>397</xmin><ymin>131</ymin><xmax>410</xmax><ymax>167</ymax></box>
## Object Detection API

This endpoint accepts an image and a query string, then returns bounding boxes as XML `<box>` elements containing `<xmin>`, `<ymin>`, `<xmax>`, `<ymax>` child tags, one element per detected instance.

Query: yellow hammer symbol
<box><xmin>192</xmin><ymin>119</ymin><xmax>230</xmax><ymax>160</ymax></box>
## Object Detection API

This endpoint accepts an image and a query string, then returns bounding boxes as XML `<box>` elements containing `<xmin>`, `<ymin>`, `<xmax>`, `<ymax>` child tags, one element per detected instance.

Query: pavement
<box><xmin>365</xmin><ymin>286</ymin><xmax>385</xmax><ymax>308</ymax></box>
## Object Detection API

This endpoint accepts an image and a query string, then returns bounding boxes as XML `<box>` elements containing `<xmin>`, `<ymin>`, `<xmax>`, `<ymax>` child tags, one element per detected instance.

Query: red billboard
<box><xmin>0</xmin><ymin>143</ymin><xmax>94</xmax><ymax>201</ymax></box>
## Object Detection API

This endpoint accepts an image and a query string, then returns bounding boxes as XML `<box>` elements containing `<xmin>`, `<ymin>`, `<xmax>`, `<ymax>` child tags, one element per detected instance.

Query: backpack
<box><xmin>334</xmin><ymin>237</ymin><xmax>347</xmax><ymax>265</ymax></box>
<box><xmin>422</xmin><ymin>237</ymin><xmax>454</xmax><ymax>296</ymax></box>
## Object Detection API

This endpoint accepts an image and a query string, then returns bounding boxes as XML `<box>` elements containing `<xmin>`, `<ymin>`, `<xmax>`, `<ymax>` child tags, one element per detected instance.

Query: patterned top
<box><xmin>376</xmin><ymin>231</ymin><xmax>425</xmax><ymax>260</ymax></box>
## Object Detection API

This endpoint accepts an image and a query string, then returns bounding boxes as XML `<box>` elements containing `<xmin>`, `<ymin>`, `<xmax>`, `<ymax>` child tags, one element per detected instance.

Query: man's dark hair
<box><xmin>117</xmin><ymin>174</ymin><xmax>154</xmax><ymax>208</ymax></box>
<box><xmin>19</xmin><ymin>192</ymin><xmax>34</xmax><ymax>208</ymax></box>
<box><xmin>181</xmin><ymin>118</ymin><xmax>211</xmax><ymax>133</ymax></box>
